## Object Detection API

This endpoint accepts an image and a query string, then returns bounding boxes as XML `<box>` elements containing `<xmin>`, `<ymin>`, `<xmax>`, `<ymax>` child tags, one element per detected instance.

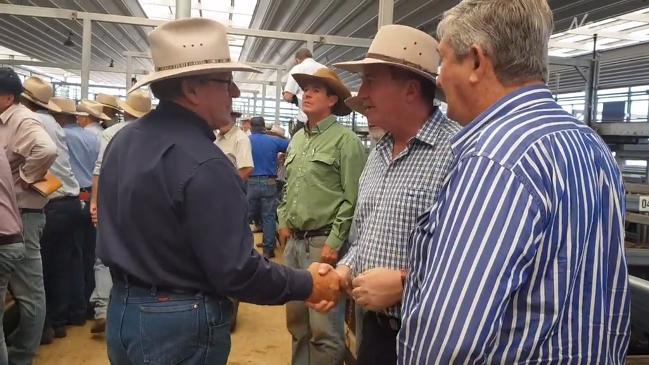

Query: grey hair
<box><xmin>437</xmin><ymin>0</ymin><xmax>553</xmax><ymax>84</ymax></box>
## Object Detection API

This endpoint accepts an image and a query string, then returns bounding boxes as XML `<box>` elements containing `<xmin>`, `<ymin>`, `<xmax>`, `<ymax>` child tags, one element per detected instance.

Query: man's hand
<box><xmin>320</xmin><ymin>244</ymin><xmax>338</xmax><ymax>265</ymax></box>
<box><xmin>351</xmin><ymin>268</ymin><xmax>403</xmax><ymax>312</ymax></box>
<box><xmin>306</xmin><ymin>263</ymin><xmax>340</xmax><ymax>309</ymax></box>
<box><xmin>90</xmin><ymin>202</ymin><xmax>98</xmax><ymax>227</ymax></box>
<box><xmin>278</xmin><ymin>228</ymin><xmax>292</xmax><ymax>246</ymax></box>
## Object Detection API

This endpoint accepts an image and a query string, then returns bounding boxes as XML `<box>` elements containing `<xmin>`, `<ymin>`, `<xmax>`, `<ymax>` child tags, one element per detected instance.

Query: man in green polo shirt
<box><xmin>278</xmin><ymin>67</ymin><xmax>365</xmax><ymax>365</ymax></box>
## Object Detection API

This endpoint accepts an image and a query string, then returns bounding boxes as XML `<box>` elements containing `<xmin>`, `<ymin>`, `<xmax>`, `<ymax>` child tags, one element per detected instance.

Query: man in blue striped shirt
<box><xmin>398</xmin><ymin>0</ymin><xmax>630</xmax><ymax>364</ymax></box>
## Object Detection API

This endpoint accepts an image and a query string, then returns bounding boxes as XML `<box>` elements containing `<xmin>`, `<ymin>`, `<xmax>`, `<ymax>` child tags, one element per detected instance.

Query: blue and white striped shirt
<box><xmin>398</xmin><ymin>85</ymin><xmax>630</xmax><ymax>364</ymax></box>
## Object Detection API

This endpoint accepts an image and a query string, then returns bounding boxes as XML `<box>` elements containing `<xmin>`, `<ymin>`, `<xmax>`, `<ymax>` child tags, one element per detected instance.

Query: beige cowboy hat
<box><xmin>292</xmin><ymin>67</ymin><xmax>352</xmax><ymax>116</ymax></box>
<box><xmin>96</xmin><ymin>93</ymin><xmax>121</xmax><ymax>111</ymax></box>
<box><xmin>334</xmin><ymin>24</ymin><xmax>440</xmax><ymax>83</ymax></box>
<box><xmin>50</xmin><ymin>97</ymin><xmax>88</xmax><ymax>116</ymax></box>
<box><xmin>21</xmin><ymin>76</ymin><xmax>62</xmax><ymax>113</ymax></box>
<box><xmin>345</xmin><ymin>96</ymin><xmax>366</xmax><ymax>116</ymax></box>
<box><xmin>129</xmin><ymin>18</ymin><xmax>260</xmax><ymax>93</ymax></box>
<box><xmin>77</xmin><ymin>100</ymin><xmax>111</xmax><ymax>121</ymax></box>
<box><xmin>117</xmin><ymin>90</ymin><xmax>152</xmax><ymax>118</ymax></box>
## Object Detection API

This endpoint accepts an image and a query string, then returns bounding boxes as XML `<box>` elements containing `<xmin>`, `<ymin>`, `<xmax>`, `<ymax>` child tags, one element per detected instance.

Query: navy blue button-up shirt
<box><xmin>96</xmin><ymin>101</ymin><xmax>312</xmax><ymax>304</ymax></box>
<box><xmin>249</xmin><ymin>132</ymin><xmax>289</xmax><ymax>177</ymax></box>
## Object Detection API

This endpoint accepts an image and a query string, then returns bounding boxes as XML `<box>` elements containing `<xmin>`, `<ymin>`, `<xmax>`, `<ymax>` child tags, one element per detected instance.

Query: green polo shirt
<box><xmin>277</xmin><ymin>115</ymin><xmax>366</xmax><ymax>250</ymax></box>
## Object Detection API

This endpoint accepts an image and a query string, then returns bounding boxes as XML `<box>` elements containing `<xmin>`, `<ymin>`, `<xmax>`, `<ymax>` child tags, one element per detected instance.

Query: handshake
<box><xmin>305</xmin><ymin>262</ymin><xmax>404</xmax><ymax>313</ymax></box>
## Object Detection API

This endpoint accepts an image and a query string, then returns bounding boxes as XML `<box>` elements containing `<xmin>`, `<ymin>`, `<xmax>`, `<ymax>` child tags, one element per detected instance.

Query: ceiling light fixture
<box><xmin>63</xmin><ymin>32</ymin><xmax>74</xmax><ymax>47</ymax></box>
<box><xmin>109</xmin><ymin>59</ymin><xmax>114</xmax><ymax>68</ymax></box>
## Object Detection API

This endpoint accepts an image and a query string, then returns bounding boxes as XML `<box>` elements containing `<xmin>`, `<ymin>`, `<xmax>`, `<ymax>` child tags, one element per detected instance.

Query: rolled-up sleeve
<box><xmin>182</xmin><ymin>157</ymin><xmax>312</xmax><ymax>304</ymax></box>
<box><xmin>12</xmin><ymin>118</ymin><xmax>56</xmax><ymax>183</ymax></box>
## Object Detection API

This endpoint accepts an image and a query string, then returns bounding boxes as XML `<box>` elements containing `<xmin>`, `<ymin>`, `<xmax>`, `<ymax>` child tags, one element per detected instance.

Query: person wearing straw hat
<box><xmin>95</xmin><ymin>93</ymin><xmax>121</xmax><ymax>128</ymax></box>
<box><xmin>277</xmin><ymin>67</ymin><xmax>365</xmax><ymax>365</ymax></box>
<box><xmin>21</xmin><ymin>76</ymin><xmax>84</xmax><ymax>342</ymax></box>
<box><xmin>397</xmin><ymin>1</ymin><xmax>628</xmax><ymax>363</ymax></box>
<box><xmin>85</xmin><ymin>89</ymin><xmax>151</xmax><ymax>335</ymax></box>
<box><xmin>77</xmin><ymin>100</ymin><xmax>111</xmax><ymax>138</ymax></box>
<box><xmin>96</xmin><ymin>18</ymin><xmax>341</xmax><ymax>364</ymax></box>
<box><xmin>309</xmin><ymin>25</ymin><xmax>460</xmax><ymax>364</ymax></box>
<box><xmin>0</xmin><ymin>68</ymin><xmax>56</xmax><ymax>365</ymax></box>
<box><xmin>51</xmin><ymin>97</ymin><xmax>101</xmax><ymax>333</ymax></box>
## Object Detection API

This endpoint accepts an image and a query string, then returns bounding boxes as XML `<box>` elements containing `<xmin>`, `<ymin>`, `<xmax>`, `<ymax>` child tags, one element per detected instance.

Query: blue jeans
<box><xmin>247</xmin><ymin>177</ymin><xmax>278</xmax><ymax>253</ymax></box>
<box><xmin>8</xmin><ymin>213</ymin><xmax>46</xmax><ymax>365</ymax></box>
<box><xmin>107</xmin><ymin>280</ymin><xmax>233</xmax><ymax>365</ymax></box>
<box><xmin>0</xmin><ymin>242</ymin><xmax>25</xmax><ymax>364</ymax></box>
<box><xmin>72</xmin><ymin>199</ymin><xmax>97</xmax><ymax>320</ymax></box>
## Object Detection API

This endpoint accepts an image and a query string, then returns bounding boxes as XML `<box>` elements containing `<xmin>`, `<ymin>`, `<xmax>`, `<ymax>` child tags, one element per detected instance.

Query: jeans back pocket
<box><xmin>140</xmin><ymin>300</ymin><xmax>201</xmax><ymax>364</ymax></box>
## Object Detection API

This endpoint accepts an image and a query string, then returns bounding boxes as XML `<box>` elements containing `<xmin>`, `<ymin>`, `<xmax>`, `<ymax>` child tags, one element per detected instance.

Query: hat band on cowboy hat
<box><xmin>156</xmin><ymin>57</ymin><xmax>232</xmax><ymax>72</ymax></box>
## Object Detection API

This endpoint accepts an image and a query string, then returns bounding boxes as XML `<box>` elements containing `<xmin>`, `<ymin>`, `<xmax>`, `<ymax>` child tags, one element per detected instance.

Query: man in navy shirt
<box><xmin>248</xmin><ymin>117</ymin><xmax>289</xmax><ymax>258</ymax></box>
<box><xmin>96</xmin><ymin>18</ymin><xmax>341</xmax><ymax>365</ymax></box>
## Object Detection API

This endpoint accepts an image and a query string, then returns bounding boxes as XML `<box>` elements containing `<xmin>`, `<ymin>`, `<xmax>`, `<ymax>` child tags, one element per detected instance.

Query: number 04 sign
<box><xmin>640</xmin><ymin>196</ymin><xmax>649</xmax><ymax>212</ymax></box>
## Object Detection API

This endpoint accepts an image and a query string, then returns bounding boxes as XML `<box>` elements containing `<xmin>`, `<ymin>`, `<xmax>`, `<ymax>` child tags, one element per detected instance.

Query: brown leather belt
<box><xmin>0</xmin><ymin>233</ymin><xmax>22</xmax><ymax>246</ymax></box>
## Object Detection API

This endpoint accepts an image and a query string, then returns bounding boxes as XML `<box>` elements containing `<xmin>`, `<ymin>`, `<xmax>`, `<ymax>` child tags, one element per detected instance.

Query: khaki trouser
<box><xmin>284</xmin><ymin>235</ymin><xmax>345</xmax><ymax>365</ymax></box>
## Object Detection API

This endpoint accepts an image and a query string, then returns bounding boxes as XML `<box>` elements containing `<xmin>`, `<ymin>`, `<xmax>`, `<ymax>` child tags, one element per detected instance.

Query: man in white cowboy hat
<box><xmin>95</xmin><ymin>93</ymin><xmax>121</xmax><ymax>128</ymax></box>
<box><xmin>50</xmin><ymin>96</ymin><xmax>101</xmax><ymax>336</ymax></box>
<box><xmin>77</xmin><ymin>100</ymin><xmax>111</xmax><ymax>138</ymax></box>
<box><xmin>311</xmin><ymin>24</ymin><xmax>460</xmax><ymax>364</ymax></box>
<box><xmin>88</xmin><ymin>89</ymin><xmax>151</xmax><ymax>335</ymax></box>
<box><xmin>96</xmin><ymin>18</ymin><xmax>341</xmax><ymax>364</ymax></box>
<box><xmin>21</xmin><ymin>76</ymin><xmax>85</xmax><ymax>341</ymax></box>
<box><xmin>0</xmin><ymin>67</ymin><xmax>56</xmax><ymax>365</ymax></box>
<box><xmin>277</xmin><ymin>66</ymin><xmax>365</xmax><ymax>365</ymax></box>
<box><xmin>283</xmin><ymin>48</ymin><xmax>325</xmax><ymax>124</ymax></box>
<box><xmin>398</xmin><ymin>1</ymin><xmax>628</xmax><ymax>363</ymax></box>
<box><xmin>214</xmin><ymin>110</ymin><xmax>254</xmax><ymax>182</ymax></box>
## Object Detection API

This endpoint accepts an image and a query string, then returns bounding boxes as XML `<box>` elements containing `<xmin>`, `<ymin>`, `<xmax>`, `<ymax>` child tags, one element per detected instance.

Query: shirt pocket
<box><xmin>307</xmin><ymin>153</ymin><xmax>340</xmax><ymax>188</ymax></box>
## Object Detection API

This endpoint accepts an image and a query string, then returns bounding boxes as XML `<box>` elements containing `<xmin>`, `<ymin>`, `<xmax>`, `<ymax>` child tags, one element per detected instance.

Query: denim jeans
<box><xmin>247</xmin><ymin>177</ymin><xmax>278</xmax><ymax>253</ymax></box>
<box><xmin>107</xmin><ymin>280</ymin><xmax>233</xmax><ymax>365</ymax></box>
<box><xmin>284</xmin><ymin>235</ymin><xmax>345</xmax><ymax>365</ymax></box>
<box><xmin>0</xmin><ymin>242</ymin><xmax>25</xmax><ymax>364</ymax></box>
<box><xmin>8</xmin><ymin>213</ymin><xmax>46</xmax><ymax>365</ymax></box>
<box><xmin>90</xmin><ymin>258</ymin><xmax>112</xmax><ymax>319</ymax></box>
<box><xmin>71</xmin><ymin>200</ymin><xmax>97</xmax><ymax>320</ymax></box>
<box><xmin>41</xmin><ymin>198</ymin><xmax>83</xmax><ymax>328</ymax></box>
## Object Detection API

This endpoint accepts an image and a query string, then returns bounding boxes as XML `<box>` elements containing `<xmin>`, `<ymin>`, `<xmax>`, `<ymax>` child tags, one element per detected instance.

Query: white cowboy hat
<box><xmin>50</xmin><ymin>97</ymin><xmax>88</xmax><ymax>116</ymax></box>
<box><xmin>129</xmin><ymin>18</ymin><xmax>260</xmax><ymax>93</ymax></box>
<box><xmin>334</xmin><ymin>24</ymin><xmax>440</xmax><ymax>83</ymax></box>
<box><xmin>117</xmin><ymin>90</ymin><xmax>152</xmax><ymax>118</ymax></box>
<box><xmin>78</xmin><ymin>100</ymin><xmax>111</xmax><ymax>121</ymax></box>
<box><xmin>292</xmin><ymin>67</ymin><xmax>352</xmax><ymax>116</ymax></box>
<box><xmin>96</xmin><ymin>93</ymin><xmax>121</xmax><ymax>111</ymax></box>
<box><xmin>21</xmin><ymin>76</ymin><xmax>62</xmax><ymax>113</ymax></box>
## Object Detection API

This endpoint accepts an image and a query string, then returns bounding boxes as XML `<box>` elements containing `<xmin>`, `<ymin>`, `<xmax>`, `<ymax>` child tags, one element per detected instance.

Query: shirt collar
<box><xmin>0</xmin><ymin>104</ymin><xmax>20</xmax><ymax>125</ymax></box>
<box><xmin>451</xmin><ymin>84</ymin><xmax>554</xmax><ymax>157</ymax></box>
<box><xmin>155</xmin><ymin>101</ymin><xmax>216</xmax><ymax>142</ymax></box>
<box><xmin>217</xmin><ymin>125</ymin><xmax>240</xmax><ymax>140</ymax></box>
<box><xmin>305</xmin><ymin>115</ymin><xmax>336</xmax><ymax>135</ymax></box>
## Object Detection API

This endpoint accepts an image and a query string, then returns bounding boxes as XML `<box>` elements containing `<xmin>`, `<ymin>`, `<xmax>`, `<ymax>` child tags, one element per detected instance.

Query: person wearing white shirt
<box><xmin>283</xmin><ymin>49</ymin><xmax>325</xmax><ymax>123</ymax></box>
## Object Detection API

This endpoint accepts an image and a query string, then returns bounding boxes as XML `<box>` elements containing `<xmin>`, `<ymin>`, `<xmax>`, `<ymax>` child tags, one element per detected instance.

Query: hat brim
<box><xmin>57</xmin><ymin>110</ymin><xmax>88</xmax><ymax>117</ymax></box>
<box><xmin>21</xmin><ymin>93</ymin><xmax>62</xmax><ymax>113</ymax></box>
<box><xmin>117</xmin><ymin>99</ymin><xmax>149</xmax><ymax>119</ymax></box>
<box><xmin>99</xmin><ymin>103</ymin><xmax>121</xmax><ymax>111</ymax></box>
<box><xmin>344</xmin><ymin>97</ymin><xmax>366</xmax><ymax>116</ymax></box>
<box><xmin>128</xmin><ymin>62</ymin><xmax>262</xmax><ymax>94</ymax></box>
<box><xmin>334</xmin><ymin>57</ymin><xmax>437</xmax><ymax>83</ymax></box>
<box><xmin>291</xmin><ymin>73</ymin><xmax>352</xmax><ymax>116</ymax></box>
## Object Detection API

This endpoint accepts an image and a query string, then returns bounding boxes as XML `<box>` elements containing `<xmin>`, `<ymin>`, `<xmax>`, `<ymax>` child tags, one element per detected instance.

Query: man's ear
<box><xmin>468</xmin><ymin>44</ymin><xmax>491</xmax><ymax>85</ymax></box>
<box><xmin>180</xmin><ymin>78</ymin><xmax>202</xmax><ymax>105</ymax></box>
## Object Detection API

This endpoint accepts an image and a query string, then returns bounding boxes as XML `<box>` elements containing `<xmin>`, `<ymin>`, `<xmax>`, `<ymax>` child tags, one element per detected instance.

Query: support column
<box><xmin>262</xmin><ymin>83</ymin><xmax>267</xmax><ymax>117</ymax></box>
<box><xmin>81</xmin><ymin>17</ymin><xmax>92</xmax><ymax>99</ymax></box>
<box><xmin>176</xmin><ymin>0</ymin><xmax>191</xmax><ymax>19</ymax></box>
<box><xmin>125</xmin><ymin>54</ymin><xmax>133</xmax><ymax>90</ymax></box>
<box><xmin>378</xmin><ymin>0</ymin><xmax>394</xmax><ymax>27</ymax></box>
<box><xmin>275</xmin><ymin>70</ymin><xmax>282</xmax><ymax>124</ymax></box>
